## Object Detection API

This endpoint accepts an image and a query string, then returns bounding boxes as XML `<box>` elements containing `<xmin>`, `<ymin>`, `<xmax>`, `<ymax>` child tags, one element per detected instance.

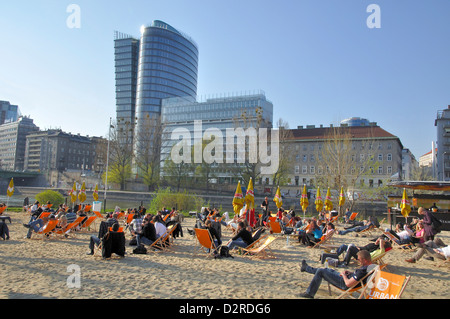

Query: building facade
<box><xmin>0</xmin><ymin>101</ymin><xmax>21</xmax><ymax>125</ymax></box>
<box><xmin>114</xmin><ymin>20</ymin><xmax>199</xmax><ymax>164</ymax></box>
<box><xmin>24</xmin><ymin>130</ymin><xmax>107</xmax><ymax>175</ymax></box>
<box><xmin>282</xmin><ymin>123</ymin><xmax>403</xmax><ymax>189</ymax></box>
<box><xmin>114</xmin><ymin>32</ymin><xmax>140</xmax><ymax>129</ymax></box>
<box><xmin>0</xmin><ymin>116</ymin><xmax>39</xmax><ymax>171</ymax></box>
<box><xmin>434</xmin><ymin>105</ymin><xmax>450</xmax><ymax>181</ymax></box>
<box><xmin>160</xmin><ymin>92</ymin><xmax>274</xmax><ymax>183</ymax></box>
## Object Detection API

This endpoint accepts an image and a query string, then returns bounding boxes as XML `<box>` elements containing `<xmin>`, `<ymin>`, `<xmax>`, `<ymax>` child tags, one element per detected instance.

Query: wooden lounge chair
<box><xmin>31</xmin><ymin>219</ymin><xmax>59</xmax><ymax>240</ymax></box>
<box><xmin>371</xmin><ymin>247</ymin><xmax>392</xmax><ymax>270</ymax></box>
<box><xmin>309</xmin><ymin>229</ymin><xmax>335</xmax><ymax>249</ymax></box>
<box><xmin>268</xmin><ymin>219</ymin><xmax>282</xmax><ymax>234</ymax></box>
<box><xmin>333</xmin><ymin>264</ymin><xmax>379</xmax><ymax>299</ymax></box>
<box><xmin>80</xmin><ymin>216</ymin><xmax>97</xmax><ymax>232</ymax></box>
<box><xmin>358</xmin><ymin>269</ymin><xmax>411</xmax><ymax>299</ymax></box>
<box><xmin>383</xmin><ymin>231</ymin><xmax>414</xmax><ymax>251</ymax></box>
<box><xmin>194</xmin><ymin>228</ymin><xmax>219</xmax><ymax>258</ymax></box>
<box><xmin>242</xmin><ymin>236</ymin><xmax>277</xmax><ymax>259</ymax></box>
<box><xmin>38</xmin><ymin>212</ymin><xmax>51</xmax><ymax>220</ymax></box>
<box><xmin>159</xmin><ymin>224</ymin><xmax>178</xmax><ymax>251</ymax></box>
<box><xmin>58</xmin><ymin>216</ymin><xmax>85</xmax><ymax>238</ymax></box>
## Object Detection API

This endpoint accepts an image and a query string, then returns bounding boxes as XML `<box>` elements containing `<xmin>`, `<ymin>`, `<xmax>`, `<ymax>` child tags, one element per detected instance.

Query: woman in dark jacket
<box><xmin>419</xmin><ymin>207</ymin><xmax>438</xmax><ymax>241</ymax></box>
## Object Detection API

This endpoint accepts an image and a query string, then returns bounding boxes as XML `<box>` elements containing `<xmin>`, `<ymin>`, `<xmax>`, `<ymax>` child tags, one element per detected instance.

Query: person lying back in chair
<box><xmin>299</xmin><ymin>250</ymin><xmax>373</xmax><ymax>299</ymax></box>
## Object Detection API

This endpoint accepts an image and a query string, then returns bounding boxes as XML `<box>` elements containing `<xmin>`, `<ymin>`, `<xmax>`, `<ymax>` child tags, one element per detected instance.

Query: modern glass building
<box><xmin>160</xmin><ymin>91</ymin><xmax>273</xmax><ymax>183</ymax></box>
<box><xmin>340</xmin><ymin>117</ymin><xmax>371</xmax><ymax>127</ymax></box>
<box><xmin>0</xmin><ymin>100</ymin><xmax>21</xmax><ymax>125</ymax></box>
<box><xmin>114</xmin><ymin>32</ymin><xmax>140</xmax><ymax>130</ymax></box>
<box><xmin>134</xmin><ymin>20</ymin><xmax>198</xmax><ymax>151</ymax></box>
<box><xmin>114</xmin><ymin>20</ymin><xmax>199</xmax><ymax>172</ymax></box>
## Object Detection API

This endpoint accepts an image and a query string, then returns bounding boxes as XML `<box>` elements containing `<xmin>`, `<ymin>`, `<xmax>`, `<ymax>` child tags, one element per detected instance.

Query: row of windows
<box><xmin>138</xmin><ymin>66</ymin><xmax>197</xmax><ymax>92</ymax></box>
<box><xmin>293</xmin><ymin>142</ymin><xmax>394</xmax><ymax>152</ymax></box>
<box><xmin>138</xmin><ymin>57</ymin><xmax>197</xmax><ymax>83</ymax></box>
<box><xmin>143</xmin><ymin>29</ymin><xmax>198</xmax><ymax>60</ymax></box>
<box><xmin>138</xmin><ymin>75</ymin><xmax>196</xmax><ymax>97</ymax></box>
<box><xmin>295</xmin><ymin>153</ymin><xmax>394</xmax><ymax>162</ymax></box>
<box><xmin>162</xmin><ymin>100</ymin><xmax>261</xmax><ymax>114</ymax></box>
<box><xmin>136</xmin><ymin>105</ymin><xmax>161</xmax><ymax>113</ymax></box>
<box><xmin>115</xmin><ymin>59</ymin><xmax>137</xmax><ymax>67</ymax></box>
<box><xmin>116</xmin><ymin>91</ymin><xmax>136</xmax><ymax>99</ymax></box>
<box><xmin>141</xmin><ymin>40</ymin><xmax>198</xmax><ymax>68</ymax></box>
<box><xmin>137</xmin><ymin>83</ymin><xmax>194</xmax><ymax>100</ymax></box>
<box><xmin>294</xmin><ymin>165</ymin><xmax>394</xmax><ymax>175</ymax></box>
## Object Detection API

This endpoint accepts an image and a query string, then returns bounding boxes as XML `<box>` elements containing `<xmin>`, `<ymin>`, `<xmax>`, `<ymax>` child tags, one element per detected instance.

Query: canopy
<box><xmin>388</xmin><ymin>181</ymin><xmax>450</xmax><ymax>192</ymax></box>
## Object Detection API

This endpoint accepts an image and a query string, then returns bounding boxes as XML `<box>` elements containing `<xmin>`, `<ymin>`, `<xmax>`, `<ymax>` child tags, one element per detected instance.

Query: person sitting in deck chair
<box><xmin>299</xmin><ymin>250</ymin><xmax>373</xmax><ymax>299</ymax></box>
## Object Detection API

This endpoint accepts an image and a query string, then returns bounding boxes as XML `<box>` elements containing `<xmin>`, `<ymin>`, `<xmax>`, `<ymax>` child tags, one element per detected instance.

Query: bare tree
<box><xmin>104</xmin><ymin>119</ymin><xmax>134</xmax><ymax>191</ymax></box>
<box><xmin>314</xmin><ymin>126</ymin><xmax>380</xmax><ymax>212</ymax></box>
<box><xmin>134</xmin><ymin>114</ymin><xmax>166</xmax><ymax>191</ymax></box>
<box><xmin>271</xmin><ymin>118</ymin><xmax>294</xmax><ymax>190</ymax></box>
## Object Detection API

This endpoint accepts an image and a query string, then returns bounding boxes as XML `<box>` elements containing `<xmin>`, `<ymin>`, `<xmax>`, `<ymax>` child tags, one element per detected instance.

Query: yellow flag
<box><xmin>300</xmin><ymin>184</ymin><xmax>309</xmax><ymax>213</ymax></box>
<box><xmin>273</xmin><ymin>186</ymin><xmax>283</xmax><ymax>209</ymax></box>
<box><xmin>324</xmin><ymin>187</ymin><xmax>333</xmax><ymax>211</ymax></box>
<box><xmin>244</xmin><ymin>178</ymin><xmax>255</xmax><ymax>209</ymax></box>
<box><xmin>93</xmin><ymin>184</ymin><xmax>99</xmax><ymax>201</ymax></box>
<box><xmin>70</xmin><ymin>182</ymin><xmax>77</xmax><ymax>203</ymax></box>
<box><xmin>339</xmin><ymin>186</ymin><xmax>346</xmax><ymax>207</ymax></box>
<box><xmin>315</xmin><ymin>187</ymin><xmax>323</xmax><ymax>212</ymax></box>
<box><xmin>400</xmin><ymin>188</ymin><xmax>411</xmax><ymax>218</ymax></box>
<box><xmin>232</xmin><ymin>181</ymin><xmax>244</xmax><ymax>215</ymax></box>
<box><xmin>7</xmin><ymin>178</ymin><xmax>14</xmax><ymax>197</ymax></box>
<box><xmin>78</xmin><ymin>182</ymin><xmax>86</xmax><ymax>203</ymax></box>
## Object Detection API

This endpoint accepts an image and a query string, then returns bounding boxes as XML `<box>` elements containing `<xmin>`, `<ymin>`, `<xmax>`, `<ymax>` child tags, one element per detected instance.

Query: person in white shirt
<box><xmin>153</xmin><ymin>215</ymin><xmax>167</xmax><ymax>238</ymax></box>
<box><xmin>405</xmin><ymin>237</ymin><xmax>449</xmax><ymax>263</ymax></box>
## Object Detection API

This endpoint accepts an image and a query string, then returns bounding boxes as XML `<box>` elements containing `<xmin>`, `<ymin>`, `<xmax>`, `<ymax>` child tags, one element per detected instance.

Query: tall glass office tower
<box><xmin>114</xmin><ymin>20</ymin><xmax>199</xmax><ymax>175</ymax></box>
<box><xmin>114</xmin><ymin>32</ymin><xmax>140</xmax><ymax>129</ymax></box>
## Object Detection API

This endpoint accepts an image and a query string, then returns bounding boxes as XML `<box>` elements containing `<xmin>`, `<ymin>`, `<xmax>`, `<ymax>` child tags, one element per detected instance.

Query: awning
<box><xmin>387</xmin><ymin>181</ymin><xmax>450</xmax><ymax>192</ymax></box>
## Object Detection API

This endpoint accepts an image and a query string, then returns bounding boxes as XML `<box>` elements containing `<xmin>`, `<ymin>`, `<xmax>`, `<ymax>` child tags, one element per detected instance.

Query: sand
<box><xmin>0</xmin><ymin>211</ymin><xmax>449</xmax><ymax>300</ymax></box>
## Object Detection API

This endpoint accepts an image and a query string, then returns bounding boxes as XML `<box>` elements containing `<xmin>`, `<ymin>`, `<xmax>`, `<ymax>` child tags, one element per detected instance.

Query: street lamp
<box><xmin>104</xmin><ymin>117</ymin><xmax>112</xmax><ymax>211</ymax></box>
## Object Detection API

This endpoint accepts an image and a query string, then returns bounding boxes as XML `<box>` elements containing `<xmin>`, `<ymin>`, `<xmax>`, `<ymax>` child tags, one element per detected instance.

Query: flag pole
<box><xmin>104</xmin><ymin>117</ymin><xmax>112</xmax><ymax>213</ymax></box>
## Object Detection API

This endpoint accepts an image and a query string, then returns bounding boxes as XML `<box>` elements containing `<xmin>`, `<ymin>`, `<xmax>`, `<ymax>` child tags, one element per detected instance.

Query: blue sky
<box><xmin>1</xmin><ymin>0</ymin><xmax>449</xmax><ymax>159</ymax></box>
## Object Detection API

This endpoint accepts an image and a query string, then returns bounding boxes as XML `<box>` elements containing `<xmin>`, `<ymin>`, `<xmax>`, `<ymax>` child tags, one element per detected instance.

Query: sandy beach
<box><xmin>0</xmin><ymin>211</ymin><xmax>449</xmax><ymax>300</ymax></box>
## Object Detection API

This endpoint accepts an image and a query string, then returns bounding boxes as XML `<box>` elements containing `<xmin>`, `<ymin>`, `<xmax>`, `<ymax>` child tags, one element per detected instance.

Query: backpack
<box><xmin>215</xmin><ymin>246</ymin><xmax>234</xmax><ymax>259</ymax></box>
<box><xmin>133</xmin><ymin>245</ymin><xmax>147</xmax><ymax>254</ymax></box>
<box><xmin>430</xmin><ymin>213</ymin><xmax>442</xmax><ymax>233</ymax></box>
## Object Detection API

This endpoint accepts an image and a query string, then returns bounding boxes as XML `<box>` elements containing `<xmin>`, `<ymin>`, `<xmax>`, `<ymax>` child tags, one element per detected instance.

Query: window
<box><xmin>387</xmin><ymin>153</ymin><xmax>392</xmax><ymax>161</ymax></box>
<box><xmin>295</xmin><ymin>166</ymin><xmax>300</xmax><ymax>174</ymax></box>
<box><xmin>303</xmin><ymin>155</ymin><xmax>308</xmax><ymax>162</ymax></box>
<box><xmin>310</xmin><ymin>166</ymin><xmax>315</xmax><ymax>174</ymax></box>
<box><xmin>302</xmin><ymin>166</ymin><xmax>307</xmax><ymax>174</ymax></box>
<box><xmin>378</xmin><ymin>166</ymin><xmax>383</xmax><ymax>174</ymax></box>
<box><xmin>360</xmin><ymin>154</ymin><xmax>365</xmax><ymax>162</ymax></box>
<box><xmin>387</xmin><ymin>166</ymin><xmax>392</xmax><ymax>174</ymax></box>
<box><xmin>378</xmin><ymin>154</ymin><xmax>383</xmax><ymax>161</ymax></box>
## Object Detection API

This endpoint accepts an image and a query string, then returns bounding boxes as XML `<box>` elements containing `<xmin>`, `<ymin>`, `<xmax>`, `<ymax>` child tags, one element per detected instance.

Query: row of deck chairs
<box><xmin>30</xmin><ymin>214</ymin><xmax>98</xmax><ymax>240</ymax></box>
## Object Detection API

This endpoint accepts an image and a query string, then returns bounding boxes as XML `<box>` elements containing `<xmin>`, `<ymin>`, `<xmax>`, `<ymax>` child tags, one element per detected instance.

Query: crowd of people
<box><xmin>2</xmin><ymin>196</ymin><xmax>448</xmax><ymax>299</ymax></box>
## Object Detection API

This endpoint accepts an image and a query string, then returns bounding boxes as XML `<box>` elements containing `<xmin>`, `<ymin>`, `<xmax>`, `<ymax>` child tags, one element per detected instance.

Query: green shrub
<box><xmin>35</xmin><ymin>190</ymin><xmax>64</xmax><ymax>208</ymax></box>
<box><xmin>149</xmin><ymin>188</ymin><xmax>204</xmax><ymax>215</ymax></box>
